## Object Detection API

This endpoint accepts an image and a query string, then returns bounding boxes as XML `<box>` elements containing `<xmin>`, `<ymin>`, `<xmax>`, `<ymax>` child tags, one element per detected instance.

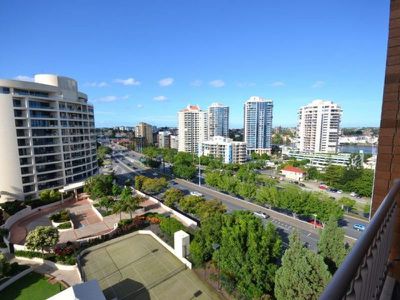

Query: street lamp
<box><xmin>198</xmin><ymin>155</ymin><xmax>201</xmax><ymax>186</ymax></box>
<box><xmin>313</xmin><ymin>213</ymin><xmax>317</xmax><ymax>229</ymax></box>
<box><xmin>212</xmin><ymin>243</ymin><xmax>220</xmax><ymax>290</ymax></box>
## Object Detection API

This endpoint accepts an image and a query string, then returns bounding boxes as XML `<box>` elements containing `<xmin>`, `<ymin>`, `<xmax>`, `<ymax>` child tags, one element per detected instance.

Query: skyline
<box><xmin>0</xmin><ymin>0</ymin><xmax>390</xmax><ymax>128</ymax></box>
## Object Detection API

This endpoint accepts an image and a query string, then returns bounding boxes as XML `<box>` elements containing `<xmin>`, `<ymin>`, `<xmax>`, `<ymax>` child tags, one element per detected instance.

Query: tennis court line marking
<box><xmin>105</xmin><ymin>246</ymin><xmax>123</xmax><ymax>299</ymax></box>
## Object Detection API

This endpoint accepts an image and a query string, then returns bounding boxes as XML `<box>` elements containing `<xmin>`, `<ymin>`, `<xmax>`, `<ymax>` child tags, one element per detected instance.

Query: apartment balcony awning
<box><xmin>58</xmin><ymin>180</ymin><xmax>85</xmax><ymax>193</ymax></box>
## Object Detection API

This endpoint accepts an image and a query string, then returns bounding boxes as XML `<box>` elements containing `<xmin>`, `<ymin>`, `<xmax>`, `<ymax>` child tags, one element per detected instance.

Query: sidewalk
<box><xmin>10</xmin><ymin>256</ymin><xmax>81</xmax><ymax>286</ymax></box>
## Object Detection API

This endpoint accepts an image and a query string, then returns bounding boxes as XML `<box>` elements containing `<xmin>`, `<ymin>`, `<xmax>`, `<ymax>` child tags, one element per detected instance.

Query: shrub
<box><xmin>0</xmin><ymin>228</ymin><xmax>9</xmax><ymax>237</ymax></box>
<box><xmin>50</xmin><ymin>209</ymin><xmax>70</xmax><ymax>223</ymax></box>
<box><xmin>54</xmin><ymin>244</ymin><xmax>74</xmax><ymax>256</ymax></box>
<box><xmin>159</xmin><ymin>217</ymin><xmax>184</xmax><ymax>237</ymax></box>
<box><xmin>118</xmin><ymin>219</ymin><xmax>133</xmax><ymax>227</ymax></box>
<box><xmin>14</xmin><ymin>250</ymin><xmax>76</xmax><ymax>265</ymax></box>
<box><xmin>57</xmin><ymin>222</ymin><xmax>72</xmax><ymax>229</ymax></box>
<box><xmin>0</xmin><ymin>201</ymin><xmax>26</xmax><ymax>215</ymax></box>
<box><xmin>0</xmin><ymin>239</ymin><xmax>7</xmax><ymax>248</ymax></box>
<box><xmin>117</xmin><ymin>216</ymin><xmax>147</xmax><ymax>233</ymax></box>
<box><xmin>147</xmin><ymin>216</ymin><xmax>161</xmax><ymax>224</ymax></box>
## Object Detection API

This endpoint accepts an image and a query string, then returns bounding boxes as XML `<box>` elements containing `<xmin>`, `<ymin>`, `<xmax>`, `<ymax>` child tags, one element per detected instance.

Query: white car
<box><xmin>253</xmin><ymin>211</ymin><xmax>269</xmax><ymax>219</ymax></box>
<box><xmin>190</xmin><ymin>191</ymin><xmax>203</xmax><ymax>197</ymax></box>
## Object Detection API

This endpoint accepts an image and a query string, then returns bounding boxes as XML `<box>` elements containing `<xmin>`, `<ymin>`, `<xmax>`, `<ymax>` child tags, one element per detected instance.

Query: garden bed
<box><xmin>15</xmin><ymin>248</ymin><xmax>76</xmax><ymax>265</ymax></box>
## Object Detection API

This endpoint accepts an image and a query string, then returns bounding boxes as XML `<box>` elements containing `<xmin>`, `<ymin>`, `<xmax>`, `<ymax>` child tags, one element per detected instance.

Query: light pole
<box><xmin>313</xmin><ymin>213</ymin><xmax>317</xmax><ymax>229</ymax></box>
<box><xmin>198</xmin><ymin>155</ymin><xmax>201</xmax><ymax>186</ymax></box>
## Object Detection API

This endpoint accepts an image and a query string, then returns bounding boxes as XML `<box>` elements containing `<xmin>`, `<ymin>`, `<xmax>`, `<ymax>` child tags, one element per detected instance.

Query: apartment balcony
<box><xmin>320</xmin><ymin>1</ymin><xmax>400</xmax><ymax>298</ymax></box>
<box><xmin>320</xmin><ymin>181</ymin><xmax>399</xmax><ymax>299</ymax></box>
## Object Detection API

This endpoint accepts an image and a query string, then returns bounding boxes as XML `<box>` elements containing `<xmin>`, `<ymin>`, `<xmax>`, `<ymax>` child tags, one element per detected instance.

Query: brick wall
<box><xmin>372</xmin><ymin>0</ymin><xmax>400</xmax><ymax>279</ymax></box>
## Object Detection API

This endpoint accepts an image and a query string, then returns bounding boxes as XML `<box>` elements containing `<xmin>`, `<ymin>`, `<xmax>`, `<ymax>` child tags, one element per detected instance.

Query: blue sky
<box><xmin>0</xmin><ymin>1</ymin><xmax>390</xmax><ymax>128</ymax></box>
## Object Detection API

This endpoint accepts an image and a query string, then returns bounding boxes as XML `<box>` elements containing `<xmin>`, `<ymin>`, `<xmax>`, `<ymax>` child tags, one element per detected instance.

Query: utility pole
<box><xmin>198</xmin><ymin>154</ymin><xmax>201</xmax><ymax>186</ymax></box>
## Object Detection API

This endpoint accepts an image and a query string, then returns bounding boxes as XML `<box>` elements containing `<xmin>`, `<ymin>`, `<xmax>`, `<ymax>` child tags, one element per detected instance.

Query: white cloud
<box><xmin>190</xmin><ymin>80</ymin><xmax>203</xmax><ymax>87</ymax></box>
<box><xmin>137</xmin><ymin>104</ymin><xmax>144</xmax><ymax>108</ymax></box>
<box><xmin>312</xmin><ymin>80</ymin><xmax>325</xmax><ymax>88</ymax></box>
<box><xmin>114</xmin><ymin>78</ymin><xmax>141</xmax><ymax>86</ymax></box>
<box><xmin>209</xmin><ymin>79</ymin><xmax>225</xmax><ymax>88</ymax></box>
<box><xmin>158</xmin><ymin>77</ymin><xmax>174</xmax><ymax>87</ymax></box>
<box><xmin>92</xmin><ymin>95</ymin><xmax>129</xmax><ymax>103</ymax></box>
<box><xmin>237</xmin><ymin>81</ymin><xmax>256</xmax><ymax>88</ymax></box>
<box><xmin>85</xmin><ymin>81</ymin><xmax>109</xmax><ymax>87</ymax></box>
<box><xmin>270</xmin><ymin>81</ymin><xmax>285</xmax><ymax>87</ymax></box>
<box><xmin>14</xmin><ymin>75</ymin><xmax>34</xmax><ymax>82</ymax></box>
<box><xmin>154</xmin><ymin>95</ymin><xmax>167</xmax><ymax>102</ymax></box>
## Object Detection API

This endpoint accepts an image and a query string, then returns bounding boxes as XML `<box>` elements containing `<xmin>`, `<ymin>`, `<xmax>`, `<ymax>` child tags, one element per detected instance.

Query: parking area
<box><xmin>80</xmin><ymin>233</ymin><xmax>220</xmax><ymax>300</ymax></box>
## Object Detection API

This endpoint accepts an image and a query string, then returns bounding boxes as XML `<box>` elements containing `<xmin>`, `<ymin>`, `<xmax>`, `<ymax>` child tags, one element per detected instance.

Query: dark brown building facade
<box><xmin>372</xmin><ymin>0</ymin><xmax>400</xmax><ymax>279</ymax></box>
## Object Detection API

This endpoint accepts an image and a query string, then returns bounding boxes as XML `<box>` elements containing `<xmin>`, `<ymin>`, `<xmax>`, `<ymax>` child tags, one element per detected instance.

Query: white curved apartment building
<box><xmin>0</xmin><ymin>74</ymin><xmax>97</xmax><ymax>202</ymax></box>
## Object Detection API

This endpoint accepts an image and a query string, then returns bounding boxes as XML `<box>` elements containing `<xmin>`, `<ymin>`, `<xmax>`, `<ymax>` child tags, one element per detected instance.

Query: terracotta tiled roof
<box><xmin>282</xmin><ymin>166</ymin><xmax>305</xmax><ymax>174</ymax></box>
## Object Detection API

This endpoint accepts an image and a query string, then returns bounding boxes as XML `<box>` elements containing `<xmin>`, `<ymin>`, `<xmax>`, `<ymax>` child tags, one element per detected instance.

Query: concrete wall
<box><xmin>0</xmin><ymin>93</ymin><xmax>24</xmax><ymax>201</ymax></box>
<box><xmin>134</xmin><ymin>189</ymin><xmax>198</xmax><ymax>228</ymax></box>
<box><xmin>0</xmin><ymin>267</ymin><xmax>33</xmax><ymax>291</ymax></box>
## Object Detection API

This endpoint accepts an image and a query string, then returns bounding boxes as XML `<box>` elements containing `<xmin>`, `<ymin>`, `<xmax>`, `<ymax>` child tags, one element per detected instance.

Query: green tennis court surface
<box><xmin>80</xmin><ymin>233</ymin><xmax>220</xmax><ymax>299</ymax></box>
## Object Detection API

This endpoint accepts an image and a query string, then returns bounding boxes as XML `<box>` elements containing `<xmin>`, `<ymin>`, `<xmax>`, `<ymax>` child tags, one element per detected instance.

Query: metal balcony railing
<box><xmin>320</xmin><ymin>179</ymin><xmax>400</xmax><ymax>300</ymax></box>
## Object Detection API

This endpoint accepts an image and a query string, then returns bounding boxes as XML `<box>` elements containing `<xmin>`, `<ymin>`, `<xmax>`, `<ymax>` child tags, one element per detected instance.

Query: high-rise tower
<box><xmin>208</xmin><ymin>103</ymin><xmax>229</xmax><ymax>139</ymax></box>
<box><xmin>244</xmin><ymin>96</ymin><xmax>273</xmax><ymax>154</ymax></box>
<box><xmin>297</xmin><ymin>99</ymin><xmax>342</xmax><ymax>153</ymax></box>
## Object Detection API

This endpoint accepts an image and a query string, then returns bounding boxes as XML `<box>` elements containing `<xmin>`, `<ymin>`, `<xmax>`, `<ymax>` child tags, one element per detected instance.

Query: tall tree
<box><xmin>318</xmin><ymin>217</ymin><xmax>349</xmax><ymax>273</ymax></box>
<box><xmin>217</xmin><ymin>211</ymin><xmax>282</xmax><ymax>298</ymax></box>
<box><xmin>163</xmin><ymin>188</ymin><xmax>184</xmax><ymax>207</ymax></box>
<box><xmin>275</xmin><ymin>232</ymin><xmax>331</xmax><ymax>300</ymax></box>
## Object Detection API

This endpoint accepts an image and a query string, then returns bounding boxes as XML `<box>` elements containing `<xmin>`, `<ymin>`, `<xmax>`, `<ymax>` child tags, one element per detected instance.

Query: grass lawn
<box><xmin>1</xmin><ymin>272</ymin><xmax>64</xmax><ymax>300</ymax></box>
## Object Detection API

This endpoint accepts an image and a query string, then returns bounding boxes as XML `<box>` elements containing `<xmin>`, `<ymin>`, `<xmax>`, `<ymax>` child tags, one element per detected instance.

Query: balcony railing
<box><xmin>320</xmin><ymin>179</ymin><xmax>400</xmax><ymax>300</ymax></box>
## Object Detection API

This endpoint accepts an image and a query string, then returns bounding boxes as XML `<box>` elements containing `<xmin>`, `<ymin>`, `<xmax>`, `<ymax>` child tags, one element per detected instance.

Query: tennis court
<box><xmin>80</xmin><ymin>233</ymin><xmax>220</xmax><ymax>300</ymax></box>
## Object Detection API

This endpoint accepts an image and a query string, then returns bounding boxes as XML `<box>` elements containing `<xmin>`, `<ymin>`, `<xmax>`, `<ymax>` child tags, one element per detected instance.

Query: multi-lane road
<box><xmin>106</xmin><ymin>145</ymin><xmax>368</xmax><ymax>250</ymax></box>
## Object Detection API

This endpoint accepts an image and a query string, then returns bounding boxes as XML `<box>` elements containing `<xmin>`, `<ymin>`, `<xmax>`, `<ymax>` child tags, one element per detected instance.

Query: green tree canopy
<box><xmin>274</xmin><ymin>232</ymin><xmax>331</xmax><ymax>300</ymax></box>
<box><xmin>163</xmin><ymin>188</ymin><xmax>184</xmax><ymax>207</ymax></box>
<box><xmin>317</xmin><ymin>216</ymin><xmax>349</xmax><ymax>274</ymax></box>
<box><xmin>216</xmin><ymin>211</ymin><xmax>282</xmax><ymax>298</ymax></box>
<box><xmin>84</xmin><ymin>174</ymin><xmax>114</xmax><ymax>199</ymax></box>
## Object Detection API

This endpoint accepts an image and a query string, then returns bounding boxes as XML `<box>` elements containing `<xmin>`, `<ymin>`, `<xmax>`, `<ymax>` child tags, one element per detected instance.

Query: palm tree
<box><xmin>124</xmin><ymin>196</ymin><xmax>139</xmax><ymax>219</ymax></box>
<box><xmin>99</xmin><ymin>196</ymin><xmax>111</xmax><ymax>213</ymax></box>
<box><xmin>112</xmin><ymin>201</ymin><xmax>124</xmax><ymax>221</ymax></box>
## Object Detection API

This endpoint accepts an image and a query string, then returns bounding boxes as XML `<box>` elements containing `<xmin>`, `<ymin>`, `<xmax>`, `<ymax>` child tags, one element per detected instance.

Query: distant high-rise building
<box><xmin>178</xmin><ymin>105</ymin><xmax>207</xmax><ymax>153</ymax></box>
<box><xmin>0</xmin><ymin>74</ymin><xmax>97</xmax><ymax>202</ymax></box>
<box><xmin>208</xmin><ymin>103</ymin><xmax>229</xmax><ymax>139</ymax></box>
<box><xmin>297</xmin><ymin>99</ymin><xmax>342</xmax><ymax>153</ymax></box>
<box><xmin>135</xmin><ymin>122</ymin><xmax>153</xmax><ymax>145</ymax></box>
<box><xmin>199</xmin><ymin>136</ymin><xmax>247</xmax><ymax>164</ymax></box>
<box><xmin>170</xmin><ymin>135</ymin><xmax>179</xmax><ymax>150</ymax></box>
<box><xmin>158</xmin><ymin>131</ymin><xmax>171</xmax><ymax>148</ymax></box>
<box><xmin>244</xmin><ymin>96</ymin><xmax>273</xmax><ymax>154</ymax></box>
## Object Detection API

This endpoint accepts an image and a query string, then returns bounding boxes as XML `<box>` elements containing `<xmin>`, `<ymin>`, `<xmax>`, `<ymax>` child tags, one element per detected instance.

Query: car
<box><xmin>319</xmin><ymin>184</ymin><xmax>328</xmax><ymax>190</ymax></box>
<box><xmin>299</xmin><ymin>183</ymin><xmax>306</xmax><ymax>187</ymax></box>
<box><xmin>190</xmin><ymin>191</ymin><xmax>203</xmax><ymax>197</ymax></box>
<box><xmin>308</xmin><ymin>220</ymin><xmax>323</xmax><ymax>228</ymax></box>
<box><xmin>253</xmin><ymin>211</ymin><xmax>269</xmax><ymax>219</ymax></box>
<box><xmin>350</xmin><ymin>192</ymin><xmax>357</xmax><ymax>197</ymax></box>
<box><xmin>337</xmin><ymin>190</ymin><xmax>343</xmax><ymax>194</ymax></box>
<box><xmin>353</xmin><ymin>223</ymin><xmax>366</xmax><ymax>231</ymax></box>
<box><xmin>152</xmin><ymin>173</ymin><xmax>158</xmax><ymax>176</ymax></box>
<box><xmin>329</xmin><ymin>188</ymin><xmax>338</xmax><ymax>193</ymax></box>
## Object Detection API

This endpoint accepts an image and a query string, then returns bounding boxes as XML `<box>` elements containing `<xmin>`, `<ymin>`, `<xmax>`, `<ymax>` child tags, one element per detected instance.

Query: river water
<box><xmin>338</xmin><ymin>145</ymin><xmax>377</xmax><ymax>155</ymax></box>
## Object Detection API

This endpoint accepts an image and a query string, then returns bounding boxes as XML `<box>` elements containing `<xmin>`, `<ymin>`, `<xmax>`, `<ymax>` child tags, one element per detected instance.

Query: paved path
<box><xmin>9</xmin><ymin>198</ymin><xmax>77</xmax><ymax>244</ymax></box>
<box><xmin>10</xmin><ymin>256</ymin><xmax>81</xmax><ymax>286</ymax></box>
<box><xmin>10</xmin><ymin>195</ymin><xmax>167</xmax><ymax>245</ymax></box>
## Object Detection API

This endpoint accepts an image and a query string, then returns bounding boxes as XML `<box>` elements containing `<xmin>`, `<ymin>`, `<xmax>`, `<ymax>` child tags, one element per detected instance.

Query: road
<box><xmin>107</xmin><ymin>144</ymin><xmax>368</xmax><ymax>250</ymax></box>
